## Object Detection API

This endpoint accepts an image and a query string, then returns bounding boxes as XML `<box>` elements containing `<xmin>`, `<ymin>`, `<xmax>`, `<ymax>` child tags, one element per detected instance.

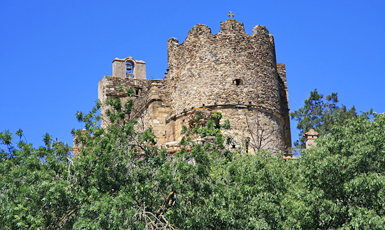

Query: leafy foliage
<box><xmin>290</xmin><ymin>89</ymin><xmax>357</xmax><ymax>149</ymax></box>
<box><xmin>286</xmin><ymin>111</ymin><xmax>385</xmax><ymax>229</ymax></box>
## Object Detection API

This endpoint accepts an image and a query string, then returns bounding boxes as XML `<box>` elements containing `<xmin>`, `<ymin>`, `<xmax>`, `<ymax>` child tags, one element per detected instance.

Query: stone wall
<box><xmin>98</xmin><ymin>76</ymin><xmax>162</xmax><ymax>128</ymax></box>
<box><xmin>98</xmin><ymin>76</ymin><xmax>172</xmax><ymax>145</ymax></box>
<box><xmin>135</xmin><ymin>100</ymin><xmax>171</xmax><ymax>145</ymax></box>
<box><xmin>164</xmin><ymin>106</ymin><xmax>286</xmax><ymax>154</ymax></box>
<box><xmin>97</xmin><ymin>19</ymin><xmax>291</xmax><ymax>154</ymax></box>
<box><xmin>276</xmin><ymin>63</ymin><xmax>291</xmax><ymax>146</ymax></box>
<box><xmin>165</xmin><ymin>20</ymin><xmax>288</xmax><ymax>116</ymax></box>
<box><xmin>162</xmin><ymin>19</ymin><xmax>290</xmax><ymax>152</ymax></box>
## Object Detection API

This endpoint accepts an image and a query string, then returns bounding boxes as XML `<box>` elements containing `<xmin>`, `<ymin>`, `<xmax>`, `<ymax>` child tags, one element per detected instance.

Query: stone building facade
<box><xmin>98</xmin><ymin>19</ymin><xmax>291</xmax><ymax>154</ymax></box>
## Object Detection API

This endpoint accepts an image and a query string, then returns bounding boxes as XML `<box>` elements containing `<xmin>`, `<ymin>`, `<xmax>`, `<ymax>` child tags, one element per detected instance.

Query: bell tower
<box><xmin>112</xmin><ymin>56</ymin><xmax>146</xmax><ymax>79</ymax></box>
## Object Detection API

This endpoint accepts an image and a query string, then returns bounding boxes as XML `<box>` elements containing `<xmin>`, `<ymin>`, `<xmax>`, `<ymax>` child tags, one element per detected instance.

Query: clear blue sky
<box><xmin>1</xmin><ymin>0</ymin><xmax>384</xmax><ymax>148</ymax></box>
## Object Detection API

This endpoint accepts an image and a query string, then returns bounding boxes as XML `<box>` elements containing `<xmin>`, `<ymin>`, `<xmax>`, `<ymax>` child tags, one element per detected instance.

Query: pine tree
<box><xmin>290</xmin><ymin>89</ymin><xmax>357</xmax><ymax>149</ymax></box>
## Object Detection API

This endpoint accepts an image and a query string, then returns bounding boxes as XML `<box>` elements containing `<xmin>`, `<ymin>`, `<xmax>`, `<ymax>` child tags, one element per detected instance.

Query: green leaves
<box><xmin>0</xmin><ymin>129</ymin><xmax>73</xmax><ymax>229</ymax></box>
<box><xmin>43</xmin><ymin>133</ymin><xmax>51</xmax><ymax>148</ymax></box>
<box><xmin>181</xmin><ymin>125</ymin><xmax>188</xmax><ymax>134</ymax></box>
<box><xmin>222</xmin><ymin>119</ymin><xmax>231</xmax><ymax>129</ymax></box>
<box><xmin>195</xmin><ymin>111</ymin><xmax>202</xmax><ymax>121</ymax></box>
<box><xmin>290</xmin><ymin>88</ymin><xmax>357</xmax><ymax>149</ymax></box>
<box><xmin>0</xmin><ymin>129</ymin><xmax>12</xmax><ymax>146</ymax></box>
<box><xmin>287</xmin><ymin>112</ymin><xmax>385</xmax><ymax>229</ymax></box>
<box><xmin>15</xmin><ymin>129</ymin><xmax>23</xmax><ymax>138</ymax></box>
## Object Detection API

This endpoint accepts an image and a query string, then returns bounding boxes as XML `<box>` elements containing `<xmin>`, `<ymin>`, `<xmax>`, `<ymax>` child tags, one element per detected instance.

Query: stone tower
<box><xmin>98</xmin><ymin>18</ymin><xmax>291</xmax><ymax>154</ymax></box>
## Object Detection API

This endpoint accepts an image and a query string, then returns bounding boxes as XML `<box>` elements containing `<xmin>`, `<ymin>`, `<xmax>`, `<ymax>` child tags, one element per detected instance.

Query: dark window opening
<box><xmin>135</xmin><ymin>88</ymin><xmax>141</xmax><ymax>96</ymax></box>
<box><xmin>233</xmin><ymin>79</ymin><xmax>242</xmax><ymax>86</ymax></box>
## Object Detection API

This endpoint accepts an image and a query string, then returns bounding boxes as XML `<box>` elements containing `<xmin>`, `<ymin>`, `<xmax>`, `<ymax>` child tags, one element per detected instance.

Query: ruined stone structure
<box><xmin>98</xmin><ymin>18</ymin><xmax>291</xmax><ymax>154</ymax></box>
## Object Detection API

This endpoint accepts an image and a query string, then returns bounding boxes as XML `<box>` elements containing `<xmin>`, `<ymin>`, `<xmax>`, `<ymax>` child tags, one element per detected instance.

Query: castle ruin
<box><xmin>98</xmin><ymin>18</ymin><xmax>291</xmax><ymax>154</ymax></box>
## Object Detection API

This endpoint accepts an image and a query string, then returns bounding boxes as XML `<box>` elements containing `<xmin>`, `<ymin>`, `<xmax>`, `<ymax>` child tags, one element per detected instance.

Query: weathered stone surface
<box><xmin>97</xmin><ymin>19</ymin><xmax>291</xmax><ymax>155</ymax></box>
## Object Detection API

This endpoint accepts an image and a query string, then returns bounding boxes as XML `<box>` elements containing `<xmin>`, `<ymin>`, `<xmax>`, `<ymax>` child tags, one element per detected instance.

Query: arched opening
<box><xmin>126</xmin><ymin>62</ymin><xmax>134</xmax><ymax>78</ymax></box>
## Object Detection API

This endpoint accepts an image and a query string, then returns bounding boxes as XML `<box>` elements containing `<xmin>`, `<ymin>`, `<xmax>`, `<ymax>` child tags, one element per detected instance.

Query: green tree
<box><xmin>285</xmin><ymin>111</ymin><xmax>385</xmax><ymax>229</ymax></box>
<box><xmin>0</xmin><ymin>88</ymin><xmax>174</xmax><ymax>229</ymax></box>
<box><xmin>0</xmin><ymin>96</ymin><xmax>297</xmax><ymax>229</ymax></box>
<box><xmin>290</xmin><ymin>89</ymin><xmax>357</xmax><ymax>149</ymax></box>
<box><xmin>0</xmin><ymin>130</ymin><xmax>74</xmax><ymax>229</ymax></box>
<box><xmin>0</xmin><ymin>89</ymin><xmax>239</xmax><ymax>229</ymax></box>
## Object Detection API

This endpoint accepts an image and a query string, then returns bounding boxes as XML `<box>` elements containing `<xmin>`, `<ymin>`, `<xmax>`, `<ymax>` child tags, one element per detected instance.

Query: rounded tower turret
<box><xmin>164</xmin><ymin>19</ymin><xmax>291</xmax><ymax>154</ymax></box>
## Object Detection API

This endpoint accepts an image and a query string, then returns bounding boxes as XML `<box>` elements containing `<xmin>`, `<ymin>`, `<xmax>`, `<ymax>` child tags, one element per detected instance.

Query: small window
<box><xmin>233</xmin><ymin>79</ymin><xmax>242</xmax><ymax>86</ymax></box>
<box><xmin>135</xmin><ymin>88</ymin><xmax>141</xmax><ymax>96</ymax></box>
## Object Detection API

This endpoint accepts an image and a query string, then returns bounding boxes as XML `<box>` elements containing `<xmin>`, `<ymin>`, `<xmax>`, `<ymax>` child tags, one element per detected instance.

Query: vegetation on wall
<box><xmin>1</xmin><ymin>89</ymin><xmax>384</xmax><ymax>229</ymax></box>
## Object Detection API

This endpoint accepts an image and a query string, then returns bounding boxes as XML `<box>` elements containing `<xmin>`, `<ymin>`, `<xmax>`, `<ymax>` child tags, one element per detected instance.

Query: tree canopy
<box><xmin>286</xmin><ymin>111</ymin><xmax>385</xmax><ymax>229</ymax></box>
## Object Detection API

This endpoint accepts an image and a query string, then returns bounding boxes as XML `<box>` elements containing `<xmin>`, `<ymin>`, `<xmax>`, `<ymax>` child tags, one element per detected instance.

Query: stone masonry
<box><xmin>98</xmin><ymin>19</ymin><xmax>291</xmax><ymax>154</ymax></box>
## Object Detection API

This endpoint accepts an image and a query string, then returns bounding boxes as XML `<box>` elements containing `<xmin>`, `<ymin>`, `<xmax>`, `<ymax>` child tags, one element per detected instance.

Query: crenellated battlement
<box><xmin>219</xmin><ymin>19</ymin><xmax>246</xmax><ymax>35</ymax></box>
<box><xmin>165</xmin><ymin>19</ymin><xmax>285</xmax><ymax>115</ymax></box>
<box><xmin>187</xmin><ymin>24</ymin><xmax>211</xmax><ymax>37</ymax></box>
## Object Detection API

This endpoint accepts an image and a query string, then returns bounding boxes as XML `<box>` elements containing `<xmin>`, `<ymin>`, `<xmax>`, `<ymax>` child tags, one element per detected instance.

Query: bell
<box><xmin>126</xmin><ymin>65</ymin><xmax>132</xmax><ymax>71</ymax></box>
